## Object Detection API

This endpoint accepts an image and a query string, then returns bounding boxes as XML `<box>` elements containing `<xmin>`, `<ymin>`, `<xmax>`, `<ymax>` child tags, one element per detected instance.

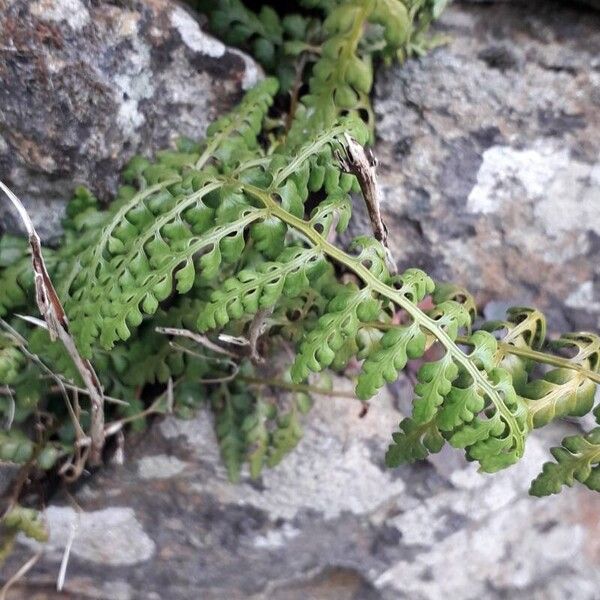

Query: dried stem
<box><xmin>247</xmin><ymin>307</ymin><xmax>273</xmax><ymax>364</ymax></box>
<box><xmin>0</xmin><ymin>182</ymin><xmax>105</xmax><ymax>464</ymax></box>
<box><xmin>0</xmin><ymin>548</ymin><xmax>42</xmax><ymax>600</ymax></box>
<box><xmin>155</xmin><ymin>326</ymin><xmax>240</xmax><ymax>358</ymax></box>
<box><xmin>337</xmin><ymin>135</ymin><xmax>396</xmax><ymax>273</ymax></box>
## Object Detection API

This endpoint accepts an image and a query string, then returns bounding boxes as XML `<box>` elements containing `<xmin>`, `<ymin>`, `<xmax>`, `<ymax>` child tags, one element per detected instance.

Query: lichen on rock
<box><xmin>0</xmin><ymin>0</ymin><xmax>262</xmax><ymax>242</ymax></box>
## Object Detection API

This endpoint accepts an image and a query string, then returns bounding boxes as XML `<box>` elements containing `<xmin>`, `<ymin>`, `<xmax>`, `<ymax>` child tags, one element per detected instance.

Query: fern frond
<box><xmin>292</xmin><ymin>285</ymin><xmax>381</xmax><ymax>381</ymax></box>
<box><xmin>1</xmin><ymin>504</ymin><xmax>48</xmax><ymax>563</ymax></box>
<box><xmin>0</xmin><ymin>332</ymin><xmax>25</xmax><ymax>384</ymax></box>
<box><xmin>285</xmin><ymin>0</ymin><xmax>431</xmax><ymax>144</ymax></box>
<box><xmin>238</xmin><ymin>133</ymin><xmax>531</xmax><ymax>472</ymax></box>
<box><xmin>523</xmin><ymin>333</ymin><xmax>599</xmax><ymax>428</ymax></box>
<box><xmin>385</xmin><ymin>417</ymin><xmax>444</xmax><ymax>466</ymax></box>
<box><xmin>197</xmin><ymin>247</ymin><xmax>327</xmax><ymax>332</ymax></box>
<box><xmin>201</xmin><ymin>2</ymin><xmax>309</xmax><ymax>91</ymax></box>
<box><xmin>61</xmin><ymin>80</ymin><xmax>279</xmax><ymax>355</ymax></box>
<box><xmin>530</xmin><ymin>424</ymin><xmax>600</xmax><ymax>496</ymax></box>
<box><xmin>195</xmin><ymin>77</ymin><xmax>279</xmax><ymax>170</ymax></box>
<box><xmin>0</xmin><ymin>430</ymin><xmax>35</xmax><ymax>464</ymax></box>
<box><xmin>2</xmin><ymin>505</ymin><xmax>48</xmax><ymax>542</ymax></box>
<box><xmin>212</xmin><ymin>386</ymin><xmax>255</xmax><ymax>482</ymax></box>
<box><xmin>267</xmin><ymin>407</ymin><xmax>303</xmax><ymax>468</ymax></box>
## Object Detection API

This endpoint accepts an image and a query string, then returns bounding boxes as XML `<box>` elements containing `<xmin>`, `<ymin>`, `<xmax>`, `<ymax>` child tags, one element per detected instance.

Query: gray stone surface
<box><xmin>0</xmin><ymin>0</ymin><xmax>261</xmax><ymax>242</ymax></box>
<box><xmin>5</xmin><ymin>382</ymin><xmax>600</xmax><ymax>599</ymax></box>
<box><xmin>372</xmin><ymin>0</ymin><xmax>600</xmax><ymax>333</ymax></box>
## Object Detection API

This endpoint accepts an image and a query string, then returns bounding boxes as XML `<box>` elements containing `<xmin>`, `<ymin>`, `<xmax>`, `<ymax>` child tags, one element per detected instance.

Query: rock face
<box><xmin>0</xmin><ymin>0</ymin><xmax>261</xmax><ymax>241</ymax></box>
<box><xmin>3</xmin><ymin>1</ymin><xmax>600</xmax><ymax>599</ymax></box>
<box><xmin>372</xmin><ymin>0</ymin><xmax>600</xmax><ymax>333</ymax></box>
<box><xmin>6</xmin><ymin>383</ymin><xmax>600</xmax><ymax>599</ymax></box>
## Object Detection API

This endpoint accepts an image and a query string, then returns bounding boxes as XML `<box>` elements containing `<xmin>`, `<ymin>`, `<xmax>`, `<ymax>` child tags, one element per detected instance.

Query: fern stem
<box><xmin>239</xmin><ymin>375</ymin><xmax>357</xmax><ymax>399</ymax></box>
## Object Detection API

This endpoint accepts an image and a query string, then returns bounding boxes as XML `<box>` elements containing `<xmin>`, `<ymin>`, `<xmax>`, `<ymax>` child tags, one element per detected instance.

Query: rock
<box><xmin>3</xmin><ymin>2</ymin><xmax>600</xmax><ymax>599</ymax></box>
<box><xmin>372</xmin><ymin>0</ymin><xmax>600</xmax><ymax>333</ymax></box>
<box><xmin>5</xmin><ymin>379</ymin><xmax>600</xmax><ymax>599</ymax></box>
<box><xmin>0</xmin><ymin>0</ymin><xmax>261</xmax><ymax>242</ymax></box>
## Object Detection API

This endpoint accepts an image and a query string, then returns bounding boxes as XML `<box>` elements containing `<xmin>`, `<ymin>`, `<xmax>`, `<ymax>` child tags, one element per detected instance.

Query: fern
<box><xmin>0</xmin><ymin>504</ymin><xmax>48</xmax><ymax>562</ymax></box>
<box><xmin>523</xmin><ymin>333</ymin><xmax>599</xmax><ymax>429</ymax></box>
<box><xmin>530</xmin><ymin>414</ymin><xmax>600</xmax><ymax>496</ymax></box>
<box><xmin>1</xmin><ymin>0</ymin><xmax>598</xmax><ymax>525</ymax></box>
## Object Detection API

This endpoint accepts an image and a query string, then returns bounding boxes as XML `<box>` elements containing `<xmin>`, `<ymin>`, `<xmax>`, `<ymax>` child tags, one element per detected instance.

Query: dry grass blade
<box><xmin>247</xmin><ymin>308</ymin><xmax>273</xmax><ymax>364</ymax></box>
<box><xmin>155</xmin><ymin>326</ymin><xmax>240</xmax><ymax>358</ymax></box>
<box><xmin>56</xmin><ymin>511</ymin><xmax>79</xmax><ymax>592</ymax></box>
<box><xmin>0</xmin><ymin>181</ymin><xmax>105</xmax><ymax>465</ymax></box>
<box><xmin>0</xmin><ymin>548</ymin><xmax>42</xmax><ymax>600</ymax></box>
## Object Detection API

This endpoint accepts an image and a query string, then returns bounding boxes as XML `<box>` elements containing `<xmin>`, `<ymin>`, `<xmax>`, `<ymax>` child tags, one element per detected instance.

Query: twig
<box><xmin>239</xmin><ymin>375</ymin><xmax>358</xmax><ymax>399</ymax></box>
<box><xmin>336</xmin><ymin>135</ymin><xmax>396</xmax><ymax>273</ymax></box>
<box><xmin>247</xmin><ymin>308</ymin><xmax>273</xmax><ymax>364</ymax></box>
<box><xmin>168</xmin><ymin>341</ymin><xmax>237</xmax><ymax>369</ymax></box>
<box><xmin>198</xmin><ymin>364</ymin><xmax>240</xmax><ymax>384</ymax></box>
<box><xmin>2</xmin><ymin>385</ymin><xmax>15</xmax><ymax>430</ymax></box>
<box><xmin>155</xmin><ymin>326</ymin><xmax>240</xmax><ymax>359</ymax></box>
<box><xmin>0</xmin><ymin>548</ymin><xmax>43</xmax><ymax>600</ymax></box>
<box><xmin>47</xmin><ymin>380</ymin><xmax>128</xmax><ymax>406</ymax></box>
<box><xmin>0</xmin><ymin>182</ymin><xmax>106</xmax><ymax>465</ymax></box>
<box><xmin>217</xmin><ymin>334</ymin><xmax>249</xmax><ymax>347</ymax></box>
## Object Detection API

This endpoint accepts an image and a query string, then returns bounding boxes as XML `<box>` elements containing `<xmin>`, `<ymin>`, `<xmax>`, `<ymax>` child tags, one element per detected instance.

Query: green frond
<box><xmin>3</xmin><ymin>0</ymin><xmax>596</xmax><ymax>508</ymax></box>
<box><xmin>530</xmin><ymin>426</ymin><xmax>600</xmax><ymax>496</ymax></box>
<box><xmin>385</xmin><ymin>417</ymin><xmax>444</xmax><ymax>467</ymax></box>
<box><xmin>0</xmin><ymin>332</ymin><xmax>25</xmax><ymax>384</ymax></box>
<box><xmin>393</xmin><ymin>268</ymin><xmax>435</xmax><ymax>303</ymax></box>
<box><xmin>267</xmin><ymin>408</ymin><xmax>303</xmax><ymax>468</ymax></box>
<box><xmin>481</xmin><ymin>306</ymin><xmax>547</xmax><ymax>387</ymax></box>
<box><xmin>412</xmin><ymin>354</ymin><xmax>458</xmax><ymax>424</ymax></box>
<box><xmin>1</xmin><ymin>504</ymin><xmax>48</xmax><ymax>563</ymax></box>
<box><xmin>197</xmin><ymin>247</ymin><xmax>327</xmax><ymax>332</ymax></box>
<box><xmin>357</xmin><ymin>322</ymin><xmax>426</xmax><ymax>399</ymax></box>
<box><xmin>197</xmin><ymin>77</ymin><xmax>279</xmax><ymax>169</ymax></box>
<box><xmin>2</xmin><ymin>505</ymin><xmax>48</xmax><ymax>543</ymax></box>
<box><xmin>0</xmin><ymin>430</ymin><xmax>35</xmax><ymax>464</ymax></box>
<box><xmin>523</xmin><ymin>332</ymin><xmax>599</xmax><ymax>428</ymax></box>
<box><xmin>66</xmin><ymin>179</ymin><xmax>268</xmax><ymax>354</ymax></box>
<box><xmin>242</xmin><ymin>399</ymin><xmax>274</xmax><ymax>478</ymax></box>
<box><xmin>212</xmin><ymin>388</ymin><xmax>254</xmax><ymax>482</ymax></box>
<box><xmin>432</xmin><ymin>282</ymin><xmax>477</xmax><ymax>324</ymax></box>
<box><xmin>292</xmin><ymin>285</ymin><xmax>381</xmax><ymax>382</ymax></box>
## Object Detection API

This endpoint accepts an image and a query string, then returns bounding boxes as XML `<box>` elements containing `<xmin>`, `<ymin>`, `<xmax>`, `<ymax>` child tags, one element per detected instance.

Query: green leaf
<box><xmin>292</xmin><ymin>286</ymin><xmax>381</xmax><ymax>382</ymax></box>
<box><xmin>385</xmin><ymin>417</ymin><xmax>445</xmax><ymax>466</ymax></box>
<box><xmin>197</xmin><ymin>247</ymin><xmax>326</xmax><ymax>332</ymax></box>
<box><xmin>524</xmin><ymin>333</ymin><xmax>599</xmax><ymax>428</ymax></box>
<box><xmin>530</xmin><ymin>427</ymin><xmax>600</xmax><ymax>496</ymax></box>
<box><xmin>356</xmin><ymin>322</ymin><xmax>426</xmax><ymax>400</ymax></box>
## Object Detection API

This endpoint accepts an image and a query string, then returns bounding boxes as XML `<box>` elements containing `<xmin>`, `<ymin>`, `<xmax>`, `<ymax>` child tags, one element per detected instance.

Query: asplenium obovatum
<box><xmin>55</xmin><ymin>104</ymin><xmax>598</xmax><ymax>490</ymax></box>
<box><xmin>0</xmin><ymin>0</ymin><xmax>598</xmax><ymax>541</ymax></box>
<box><xmin>200</xmin><ymin>0</ymin><xmax>449</xmax><ymax>142</ymax></box>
